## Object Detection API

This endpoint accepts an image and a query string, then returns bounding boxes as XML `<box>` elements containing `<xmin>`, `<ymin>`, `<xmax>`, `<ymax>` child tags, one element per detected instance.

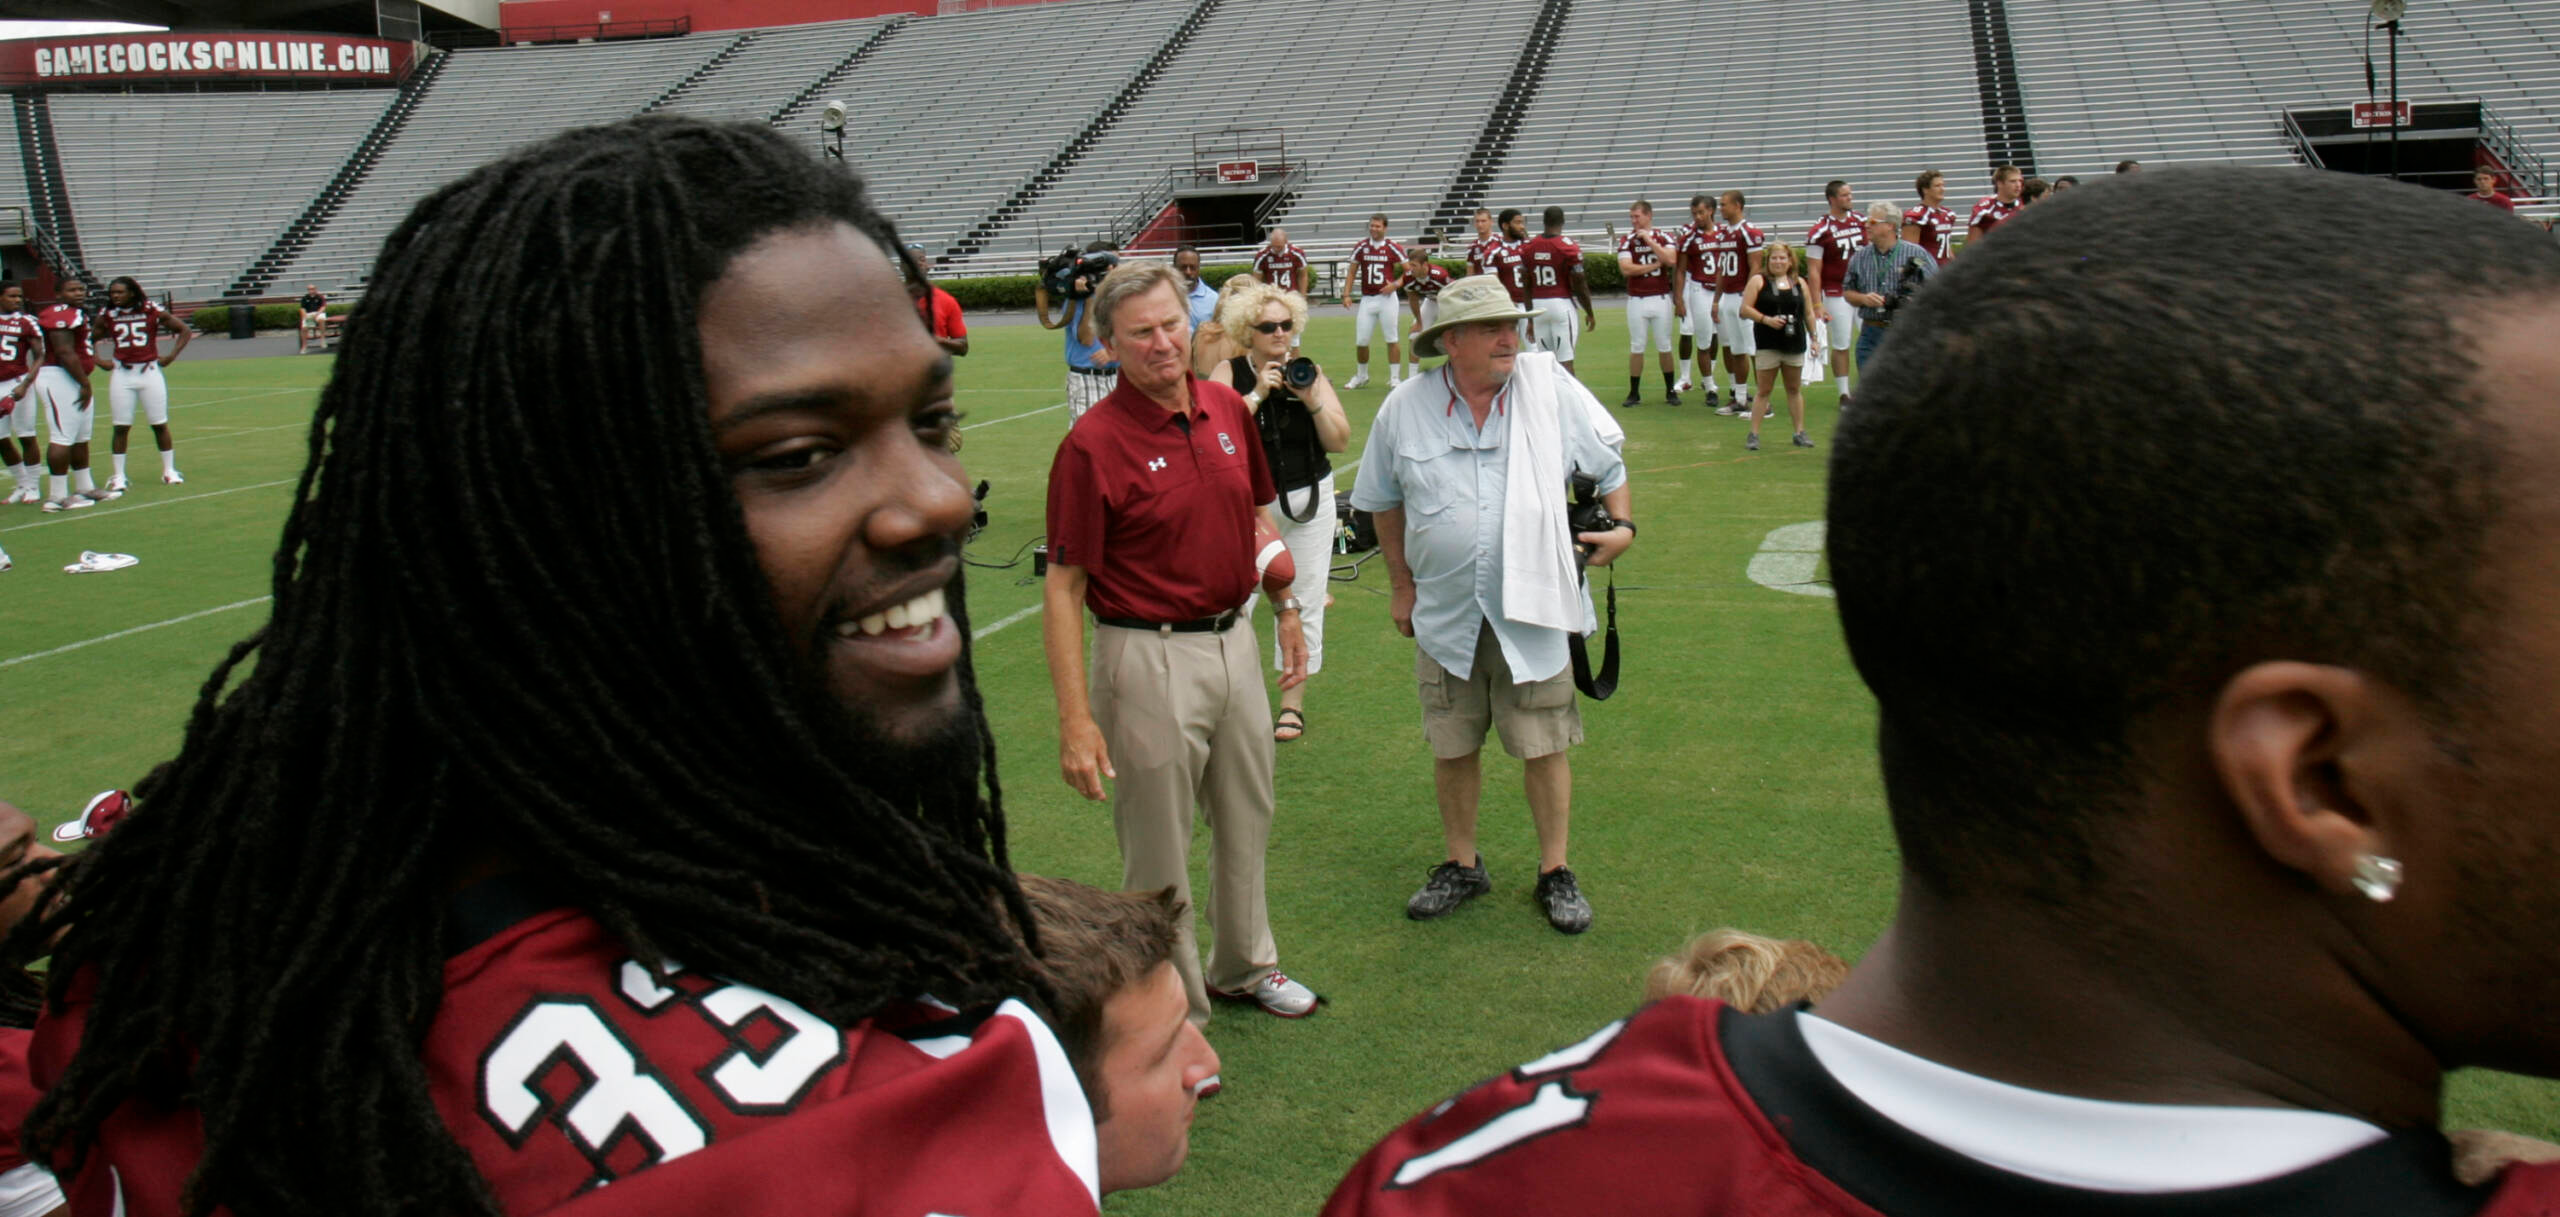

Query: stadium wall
<box><xmin>497</xmin><ymin>0</ymin><xmax>1016</xmax><ymax>34</ymax></box>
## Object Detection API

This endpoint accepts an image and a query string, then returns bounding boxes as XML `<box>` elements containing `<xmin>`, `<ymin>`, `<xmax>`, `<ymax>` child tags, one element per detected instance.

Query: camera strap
<box><xmin>1569</xmin><ymin>568</ymin><xmax>1618</xmax><ymax>700</ymax></box>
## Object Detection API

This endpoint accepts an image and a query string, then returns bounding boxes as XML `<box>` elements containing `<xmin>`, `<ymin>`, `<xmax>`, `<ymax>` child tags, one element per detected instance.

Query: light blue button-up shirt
<box><xmin>1185</xmin><ymin>276</ymin><xmax>1219</xmax><ymax>330</ymax></box>
<box><xmin>1350</xmin><ymin>366</ymin><xmax>1626</xmax><ymax>683</ymax></box>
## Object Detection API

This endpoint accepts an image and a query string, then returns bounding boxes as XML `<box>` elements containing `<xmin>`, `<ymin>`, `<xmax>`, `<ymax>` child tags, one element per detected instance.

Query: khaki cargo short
<box><xmin>1418</xmin><ymin>621</ymin><xmax>1583</xmax><ymax>760</ymax></box>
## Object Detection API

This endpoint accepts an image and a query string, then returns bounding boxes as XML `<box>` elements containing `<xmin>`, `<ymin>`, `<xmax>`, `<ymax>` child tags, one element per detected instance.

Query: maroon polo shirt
<box><xmin>1045</xmin><ymin>376</ymin><xmax>1275</xmax><ymax>622</ymax></box>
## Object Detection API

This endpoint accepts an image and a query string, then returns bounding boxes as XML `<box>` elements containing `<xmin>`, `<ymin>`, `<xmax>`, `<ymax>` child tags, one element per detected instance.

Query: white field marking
<box><xmin>970</xmin><ymin>602</ymin><xmax>1042</xmax><ymax>641</ymax></box>
<box><xmin>1746</xmin><ymin>520</ymin><xmax>1833</xmax><ymax>598</ymax></box>
<box><xmin>961</xmin><ymin>402</ymin><xmax>1065</xmax><ymax>430</ymax></box>
<box><xmin>0</xmin><ymin>478</ymin><xmax>296</xmax><ymax>533</ymax></box>
<box><xmin>0</xmin><ymin>596</ymin><xmax>270</xmax><ymax>669</ymax></box>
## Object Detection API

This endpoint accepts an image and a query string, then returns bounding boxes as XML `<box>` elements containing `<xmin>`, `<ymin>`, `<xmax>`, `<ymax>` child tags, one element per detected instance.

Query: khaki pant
<box><xmin>1092</xmin><ymin>620</ymin><xmax>1279</xmax><ymax>1024</ymax></box>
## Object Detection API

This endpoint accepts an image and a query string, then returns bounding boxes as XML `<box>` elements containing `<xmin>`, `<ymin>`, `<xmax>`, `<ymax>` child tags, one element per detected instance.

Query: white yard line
<box><xmin>961</xmin><ymin>402</ymin><xmax>1066</xmax><ymax>430</ymax></box>
<box><xmin>0</xmin><ymin>596</ymin><xmax>270</xmax><ymax>669</ymax></box>
<box><xmin>0</xmin><ymin>478</ymin><xmax>296</xmax><ymax>533</ymax></box>
<box><xmin>970</xmin><ymin>602</ymin><xmax>1042</xmax><ymax>641</ymax></box>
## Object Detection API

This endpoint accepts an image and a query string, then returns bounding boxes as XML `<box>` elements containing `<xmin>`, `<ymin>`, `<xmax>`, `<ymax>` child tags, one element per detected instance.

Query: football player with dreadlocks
<box><xmin>8</xmin><ymin>116</ymin><xmax>1098</xmax><ymax>1217</ymax></box>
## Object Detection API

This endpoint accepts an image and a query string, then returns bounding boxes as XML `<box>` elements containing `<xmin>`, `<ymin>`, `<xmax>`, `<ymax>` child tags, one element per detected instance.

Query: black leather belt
<box><xmin>1069</xmin><ymin>366</ymin><xmax>1118</xmax><ymax>378</ymax></box>
<box><xmin>117</xmin><ymin>361</ymin><xmax>155</xmax><ymax>371</ymax></box>
<box><xmin>1097</xmin><ymin>609</ymin><xmax>1241</xmax><ymax>634</ymax></box>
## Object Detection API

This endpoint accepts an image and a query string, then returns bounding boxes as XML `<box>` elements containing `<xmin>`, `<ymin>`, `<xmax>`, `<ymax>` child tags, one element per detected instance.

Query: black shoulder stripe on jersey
<box><xmin>1718</xmin><ymin>1006</ymin><xmax>2487</xmax><ymax>1217</ymax></box>
<box><xmin>446</xmin><ymin>872</ymin><xmax>573</xmax><ymax>956</ymax></box>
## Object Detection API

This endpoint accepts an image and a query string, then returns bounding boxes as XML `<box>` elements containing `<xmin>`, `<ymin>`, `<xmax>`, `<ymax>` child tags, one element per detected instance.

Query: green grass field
<box><xmin>2</xmin><ymin>312</ymin><xmax>2552</xmax><ymax>1212</ymax></box>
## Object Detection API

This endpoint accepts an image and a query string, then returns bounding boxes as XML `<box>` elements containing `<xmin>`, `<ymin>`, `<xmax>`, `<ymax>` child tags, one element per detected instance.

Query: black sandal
<box><xmin>1273</xmin><ymin>708</ymin><xmax>1307</xmax><ymax>742</ymax></box>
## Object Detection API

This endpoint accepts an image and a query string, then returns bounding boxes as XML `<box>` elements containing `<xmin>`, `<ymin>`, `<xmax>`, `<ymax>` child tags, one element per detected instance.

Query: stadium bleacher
<box><xmin>50</xmin><ymin>92</ymin><xmax>396</xmax><ymax>303</ymax></box>
<box><xmin>2008</xmin><ymin>0</ymin><xmax>2560</xmax><ymax>178</ymax></box>
<box><xmin>1475</xmin><ymin>0</ymin><xmax>1988</xmax><ymax>244</ymax></box>
<box><xmin>818</xmin><ymin>0</ymin><xmax>1180</xmax><ymax>255</ymax></box>
<box><xmin>984</xmin><ymin>0</ymin><xmax>1546</xmax><ymax>259</ymax></box>
<box><xmin>266</xmin><ymin>35</ymin><xmax>735</xmax><ymax>293</ymax></box>
<box><xmin>652</xmin><ymin>18</ymin><xmax>893</xmax><ymax>125</ymax></box>
<box><xmin>0</xmin><ymin>107</ymin><xmax>26</xmax><ymax>242</ymax></box>
<box><xmin>11</xmin><ymin>0</ymin><xmax>2556</xmax><ymax>305</ymax></box>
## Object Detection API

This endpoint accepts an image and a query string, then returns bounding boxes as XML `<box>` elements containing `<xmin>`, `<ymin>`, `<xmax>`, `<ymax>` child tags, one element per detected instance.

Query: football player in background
<box><xmin>1521</xmin><ymin>207</ymin><xmax>1594</xmax><ymax>373</ymax></box>
<box><xmin>0</xmin><ymin>285</ymin><xmax>44</xmax><ymax>506</ymax></box>
<box><xmin>8</xmin><ymin>116</ymin><xmax>1100</xmax><ymax>1217</ymax></box>
<box><xmin>1251</xmin><ymin>228</ymin><xmax>1310</xmax><ymax>351</ymax></box>
<box><xmin>1617</xmin><ymin>200</ymin><xmax>1681</xmax><ymax>406</ymax></box>
<box><xmin>1802</xmin><ymin>181</ymin><xmax>1865</xmax><ymax>403</ymax></box>
<box><xmin>1492</xmin><ymin>208</ymin><xmax>1533</xmax><ymax>341</ymax></box>
<box><xmin>1342</xmin><ymin>214</ymin><xmax>1407</xmax><ymax>388</ymax></box>
<box><xmin>32</xmin><ymin>279</ymin><xmax>112</xmax><ymax>513</ymax></box>
<box><xmin>1967</xmin><ymin>163</ymin><xmax>2024</xmax><ymax>246</ymax></box>
<box><xmin>1465</xmin><ymin>208</ymin><xmax>1504</xmax><ymax>278</ymax></box>
<box><xmin>1674</xmin><ymin>195</ymin><xmax>1723</xmax><ymax>410</ymax></box>
<box><xmin>1402</xmin><ymin>244</ymin><xmax>1452</xmax><ymax>335</ymax></box>
<box><xmin>1904</xmin><ymin>170</ymin><xmax>1957</xmax><ymax>262</ymax></box>
<box><xmin>1325</xmin><ymin>166</ymin><xmax>2560</xmax><ymax>1217</ymax></box>
<box><xmin>1707</xmin><ymin>191</ymin><xmax>1767</xmax><ymax>417</ymax></box>
<box><xmin>94</xmin><ymin>276</ymin><xmax>189</xmax><ymax>490</ymax></box>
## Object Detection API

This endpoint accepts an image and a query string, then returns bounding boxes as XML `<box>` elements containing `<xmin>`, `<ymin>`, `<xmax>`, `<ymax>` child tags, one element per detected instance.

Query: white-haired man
<box><xmin>1349</xmin><ymin>276</ymin><xmax>1634</xmax><ymax>935</ymax></box>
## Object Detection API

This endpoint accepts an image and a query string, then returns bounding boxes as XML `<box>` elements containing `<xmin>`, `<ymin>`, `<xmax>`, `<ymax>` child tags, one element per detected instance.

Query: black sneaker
<box><xmin>1620</xmin><ymin>391</ymin><xmax>1643</xmax><ymax>408</ymax></box>
<box><xmin>1407</xmin><ymin>857</ymin><xmax>1492</xmax><ymax>920</ymax></box>
<box><xmin>1534</xmin><ymin>866</ymin><xmax>1592</xmax><ymax>934</ymax></box>
<box><xmin>1665</xmin><ymin>390</ymin><xmax>1682</xmax><ymax>407</ymax></box>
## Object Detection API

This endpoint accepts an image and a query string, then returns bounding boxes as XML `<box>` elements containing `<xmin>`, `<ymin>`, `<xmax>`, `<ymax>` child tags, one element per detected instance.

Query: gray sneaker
<box><xmin>1407</xmin><ymin>857</ymin><xmax>1491</xmax><ymax>920</ymax></box>
<box><xmin>1745</xmin><ymin>433</ymin><xmax>1760</xmax><ymax>451</ymax></box>
<box><xmin>1534</xmin><ymin>866</ymin><xmax>1592</xmax><ymax>934</ymax></box>
<box><xmin>1793</xmin><ymin>431</ymin><xmax>1815</xmax><ymax>449</ymax></box>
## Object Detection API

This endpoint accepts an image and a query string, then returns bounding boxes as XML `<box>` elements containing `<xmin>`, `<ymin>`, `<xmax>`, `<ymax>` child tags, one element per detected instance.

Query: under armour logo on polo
<box><xmin>1147</xmin><ymin>457</ymin><xmax>1167</xmax><ymax>472</ymax></box>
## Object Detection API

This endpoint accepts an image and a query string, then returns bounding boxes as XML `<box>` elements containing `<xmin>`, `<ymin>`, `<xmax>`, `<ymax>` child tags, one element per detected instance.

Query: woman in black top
<box><xmin>1739</xmin><ymin>242</ymin><xmax>1816</xmax><ymax>451</ymax></box>
<box><xmin>1221</xmin><ymin>281</ymin><xmax>1349</xmax><ymax>741</ymax></box>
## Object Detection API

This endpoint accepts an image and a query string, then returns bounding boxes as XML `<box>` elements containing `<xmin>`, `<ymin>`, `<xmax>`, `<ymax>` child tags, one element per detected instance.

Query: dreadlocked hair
<box><xmin>12</xmin><ymin>115</ymin><xmax>1049</xmax><ymax>1217</ymax></box>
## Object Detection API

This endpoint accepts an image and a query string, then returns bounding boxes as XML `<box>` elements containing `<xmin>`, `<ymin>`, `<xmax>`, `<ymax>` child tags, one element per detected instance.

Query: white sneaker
<box><xmin>80</xmin><ymin>488</ymin><xmax>121</xmax><ymax>503</ymax></box>
<box><xmin>163</xmin><ymin>470</ymin><xmax>184</xmax><ymax>485</ymax></box>
<box><xmin>1675</xmin><ymin>376</ymin><xmax>1693</xmax><ymax>393</ymax></box>
<box><xmin>1387</xmin><ymin>375</ymin><xmax>1403</xmax><ymax>390</ymax></box>
<box><xmin>3</xmin><ymin>487</ymin><xmax>29</xmax><ymax>505</ymax></box>
<box><xmin>0</xmin><ymin>552</ymin><xmax>10</xmax><ymax>572</ymax></box>
<box><xmin>105</xmin><ymin>475</ymin><xmax>128</xmax><ymax>493</ymax></box>
<box><xmin>1210</xmin><ymin>969</ymin><xmax>1322</xmax><ymax>1018</ymax></box>
<box><xmin>1344</xmin><ymin>371</ymin><xmax>1370</xmax><ymax>389</ymax></box>
<box><xmin>44</xmin><ymin>497</ymin><xmax>91</xmax><ymax>512</ymax></box>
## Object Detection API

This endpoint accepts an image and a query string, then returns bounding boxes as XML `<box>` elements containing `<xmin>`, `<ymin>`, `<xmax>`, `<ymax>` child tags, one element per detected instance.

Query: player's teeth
<box><xmin>918</xmin><ymin>588</ymin><xmax>946</xmax><ymax>621</ymax></box>
<box><xmin>859</xmin><ymin>613</ymin><xmax>888</xmax><ymax>636</ymax></box>
<box><xmin>886</xmin><ymin>602</ymin><xmax>912</xmax><ymax>629</ymax></box>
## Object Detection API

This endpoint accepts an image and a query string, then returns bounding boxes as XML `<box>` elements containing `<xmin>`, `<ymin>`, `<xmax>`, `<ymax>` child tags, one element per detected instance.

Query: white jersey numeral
<box><xmin>1388</xmin><ymin>1080</ymin><xmax>1592</xmax><ymax>1188</ymax></box>
<box><xmin>114</xmin><ymin>320</ymin><xmax>151</xmax><ymax>351</ymax></box>
<box><xmin>1534</xmin><ymin>266</ymin><xmax>1558</xmax><ymax>288</ymax></box>
<box><xmin>481</xmin><ymin>998</ymin><xmax>710</xmax><ymax>1179</ymax></box>
<box><xmin>698</xmin><ymin>984</ymin><xmax>844</xmax><ymax>1111</ymax></box>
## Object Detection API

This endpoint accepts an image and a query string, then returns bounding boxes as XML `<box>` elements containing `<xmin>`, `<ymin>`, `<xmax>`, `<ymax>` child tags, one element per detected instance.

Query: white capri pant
<box><xmin>1531</xmin><ymin>298</ymin><xmax>1579</xmax><ymax>361</ymax></box>
<box><xmin>37</xmin><ymin>366</ymin><xmax>92</xmax><ymax>445</ymax></box>
<box><xmin>1683</xmin><ymin>283</ymin><xmax>1717</xmax><ymax>349</ymax></box>
<box><xmin>109</xmin><ymin>363</ymin><xmax>169</xmax><ymax>427</ymax></box>
<box><xmin>1265</xmin><ymin>471</ymin><xmax>1336</xmax><ymax>674</ymax></box>
<box><xmin>1714</xmin><ymin>292</ymin><xmax>1758</xmax><ymax>355</ymax></box>
<box><xmin>1822</xmin><ymin>296</ymin><xmax>1858</xmax><ymax>353</ymax></box>
<box><xmin>1066</xmin><ymin>367</ymin><xmax>1118</xmax><ymax>424</ymax></box>
<box><xmin>1626</xmin><ymin>294</ymin><xmax>1675</xmax><ymax>353</ymax></box>
<box><xmin>1415</xmin><ymin>297</ymin><xmax>1438</xmax><ymax>335</ymax></box>
<box><xmin>1354</xmin><ymin>294</ymin><xmax>1400</xmax><ymax>348</ymax></box>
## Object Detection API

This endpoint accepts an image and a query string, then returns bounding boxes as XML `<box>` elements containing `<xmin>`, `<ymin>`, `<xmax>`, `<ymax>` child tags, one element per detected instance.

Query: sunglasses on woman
<box><xmin>1253</xmin><ymin>320</ymin><xmax>1296</xmax><ymax>334</ymax></box>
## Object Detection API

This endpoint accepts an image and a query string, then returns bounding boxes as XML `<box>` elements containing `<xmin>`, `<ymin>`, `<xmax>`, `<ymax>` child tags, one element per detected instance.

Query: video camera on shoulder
<box><xmin>1039</xmin><ymin>246</ymin><xmax>1122</xmax><ymax>300</ymax></box>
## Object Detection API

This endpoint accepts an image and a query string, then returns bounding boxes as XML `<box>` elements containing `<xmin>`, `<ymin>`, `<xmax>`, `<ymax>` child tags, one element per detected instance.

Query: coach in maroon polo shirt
<box><xmin>1041</xmin><ymin>260</ymin><xmax>1320</xmax><ymax>1030</ymax></box>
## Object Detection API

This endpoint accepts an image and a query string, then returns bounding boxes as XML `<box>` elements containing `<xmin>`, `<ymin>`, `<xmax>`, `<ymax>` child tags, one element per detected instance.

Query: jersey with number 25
<box><xmin>31</xmin><ymin>879</ymin><xmax>1101</xmax><ymax>1217</ymax></box>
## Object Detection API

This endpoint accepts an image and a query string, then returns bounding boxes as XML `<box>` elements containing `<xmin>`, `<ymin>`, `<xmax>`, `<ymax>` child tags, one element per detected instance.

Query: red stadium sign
<box><xmin>0</xmin><ymin>32</ymin><xmax>415</xmax><ymax>85</ymax></box>
<box><xmin>1217</xmin><ymin>160</ymin><xmax>1260</xmax><ymax>184</ymax></box>
<box><xmin>2351</xmin><ymin>100</ymin><xmax>2412</xmax><ymax>129</ymax></box>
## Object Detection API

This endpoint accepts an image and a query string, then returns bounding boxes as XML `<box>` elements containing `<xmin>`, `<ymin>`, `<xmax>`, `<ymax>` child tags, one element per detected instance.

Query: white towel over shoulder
<box><xmin>1502</xmin><ymin>352</ymin><xmax>1600</xmax><ymax>634</ymax></box>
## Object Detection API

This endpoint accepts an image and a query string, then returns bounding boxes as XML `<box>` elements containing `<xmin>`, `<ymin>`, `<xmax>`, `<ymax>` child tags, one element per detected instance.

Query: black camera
<box><xmin>1880</xmin><ymin>256</ymin><xmax>1929</xmax><ymax>316</ymax></box>
<box><xmin>1283</xmin><ymin>356</ymin><xmax>1319</xmax><ymax>391</ymax></box>
<box><xmin>1568</xmin><ymin>470</ymin><xmax>1616</xmax><ymax>563</ymax></box>
<box><xmin>1039</xmin><ymin>247</ymin><xmax>1121</xmax><ymax>300</ymax></box>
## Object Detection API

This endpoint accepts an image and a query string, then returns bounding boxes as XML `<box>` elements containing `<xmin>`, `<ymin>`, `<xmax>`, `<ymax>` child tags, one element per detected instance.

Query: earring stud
<box><xmin>2350</xmin><ymin>854</ymin><xmax>2404</xmax><ymax>903</ymax></box>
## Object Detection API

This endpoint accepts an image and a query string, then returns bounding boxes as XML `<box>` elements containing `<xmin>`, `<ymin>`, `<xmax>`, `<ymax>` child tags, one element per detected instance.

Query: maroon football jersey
<box><xmin>1805</xmin><ymin>212</ymin><xmax>1865</xmax><ymax>296</ymax></box>
<box><xmin>0</xmin><ymin>1029</ymin><xmax>36</xmax><ymax>1176</ymax></box>
<box><xmin>1904</xmin><ymin>204</ymin><xmax>1958</xmax><ymax>261</ymax></box>
<box><xmin>35</xmin><ymin>303</ymin><xmax>91</xmax><ymax>374</ymax></box>
<box><xmin>1520</xmin><ymin>234</ymin><xmax>1581</xmax><ymax>300</ymax></box>
<box><xmin>1327</xmin><ymin>998</ymin><xmax>2560</xmax><ymax>1217</ymax></box>
<box><xmin>1348</xmin><ymin>238</ymin><xmax>1406</xmax><ymax>297</ymax></box>
<box><xmin>31</xmin><ymin>888</ymin><xmax>1101</xmax><ymax>1217</ymax></box>
<box><xmin>1401</xmin><ymin>263</ymin><xmax>1452</xmax><ymax>298</ymax></box>
<box><xmin>100</xmin><ymin>303</ymin><xmax>167</xmax><ymax>366</ymax></box>
<box><xmin>1467</xmin><ymin>233</ymin><xmax>1506</xmax><ymax>278</ymax></box>
<box><xmin>0</xmin><ymin>314</ymin><xmax>40</xmax><ymax>380</ymax></box>
<box><xmin>1253</xmin><ymin>243</ymin><xmax>1310</xmax><ymax>294</ymax></box>
<box><xmin>1676</xmin><ymin>223</ymin><xmax>1718</xmax><ymax>288</ymax></box>
<box><xmin>1617</xmin><ymin>229</ymin><xmax>1676</xmax><ymax>297</ymax></box>
<box><xmin>1970</xmin><ymin>194</ymin><xmax>2020</xmax><ymax>237</ymax></box>
<box><xmin>1711</xmin><ymin>222</ymin><xmax>1765</xmax><ymax>293</ymax></box>
<box><xmin>1492</xmin><ymin>240</ymin><xmax>1531</xmax><ymax>303</ymax></box>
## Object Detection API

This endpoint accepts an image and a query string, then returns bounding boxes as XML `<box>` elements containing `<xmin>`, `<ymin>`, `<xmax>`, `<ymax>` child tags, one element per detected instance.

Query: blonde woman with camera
<box><xmin>1222</xmin><ymin>281</ymin><xmax>1348</xmax><ymax>741</ymax></box>
<box><xmin>1189</xmin><ymin>272</ymin><xmax>1262</xmax><ymax>380</ymax></box>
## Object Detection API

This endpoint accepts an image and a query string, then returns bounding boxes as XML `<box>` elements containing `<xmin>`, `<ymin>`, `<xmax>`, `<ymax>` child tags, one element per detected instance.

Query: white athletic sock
<box><xmin>111</xmin><ymin>453</ymin><xmax>126</xmax><ymax>480</ymax></box>
<box><xmin>161</xmin><ymin>449</ymin><xmax>177</xmax><ymax>475</ymax></box>
<box><xmin>1358</xmin><ymin>360</ymin><xmax>1370</xmax><ymax>375</ymax></box>
<box><xmin>48</xmin><ymin>474</ymin><xmax>67</xmax><ymax>499</ymax></box>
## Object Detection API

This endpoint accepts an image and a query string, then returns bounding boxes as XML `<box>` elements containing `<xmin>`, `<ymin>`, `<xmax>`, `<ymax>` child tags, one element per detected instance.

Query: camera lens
<box><xmin>1284</xmin><ymin>357</ymin><xmax>1318</xmax><ymax>390</ymax></box>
